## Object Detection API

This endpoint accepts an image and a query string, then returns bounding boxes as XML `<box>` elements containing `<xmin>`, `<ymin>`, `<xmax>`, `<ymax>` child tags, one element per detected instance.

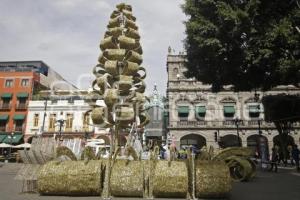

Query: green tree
<box><xmin>182</xmin><ymin>0</ymin><xmax>300</xmax><ymax>92</ymax></box>
<box><xmin>262</xmin><ymin>94</ymin><xmax>300</xmax><ymax>159</ymax></box>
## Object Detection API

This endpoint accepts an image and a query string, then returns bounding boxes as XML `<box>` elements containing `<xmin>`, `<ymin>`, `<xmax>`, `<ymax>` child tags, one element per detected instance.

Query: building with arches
<box><xmin>166</xmin><ymin>53</ymin><xmax>300</xmax><ymax>151</ymax></box>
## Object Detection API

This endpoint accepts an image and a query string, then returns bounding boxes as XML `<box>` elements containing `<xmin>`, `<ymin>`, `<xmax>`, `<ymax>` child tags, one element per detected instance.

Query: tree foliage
<box><xmin>262</xmin><ymin>94</ymin><xmax>300</xmax><ymax>158</ymax></box>
<box><xmin>262</xmin><ymin>94</ymin><xmax>300</xmax><ymax>125</ymax></box>
<box><xmin>182</xmin><ymin>0</ymin><xmax>300</xmax><ymax>92</ymax></box>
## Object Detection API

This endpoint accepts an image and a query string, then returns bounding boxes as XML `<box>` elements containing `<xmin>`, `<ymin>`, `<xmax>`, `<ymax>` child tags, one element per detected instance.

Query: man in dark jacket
<box><xmin>269</xmin><ymin>147</ymin><xmax>279</xmax><ymax>172</ymax></box>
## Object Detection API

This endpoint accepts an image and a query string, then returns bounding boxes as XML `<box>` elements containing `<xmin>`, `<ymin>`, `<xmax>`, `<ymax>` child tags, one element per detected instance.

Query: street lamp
<box><xmin>234</xmin><ymin>118</ymin><xmax>242</xmax><ymax>147</ymax></box>
<box><xmin>56</xmin><ymin>112</ymin><xmax>65</xmax><ymax>142</ymax></box>
<box><xmin>254</xmin><ymin>90</ymin><xmax>262</xmax><ymax>135</ymax></box>
<box><xmin>9</xmin><ymin>132</ymin><xmax>14</xmax><ymax>159</ymax></box>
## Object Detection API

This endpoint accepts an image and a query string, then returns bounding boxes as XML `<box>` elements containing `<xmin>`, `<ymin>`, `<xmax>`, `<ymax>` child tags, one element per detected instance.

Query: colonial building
<box><xmin>0</xmin><ymin>61</ymin><xmax>77</xmax><ymax>145</ymax></box>
<box><xmin>144</xmin><ymin>85</ymin><xmax>167</xmax><ymax>145</ymax></box>
<box><xmin>166</xmin><ymin>53</ymin><xmax>300</xmax><ymax>152</ymax></box>
<box><xmin>24</xmin><ymin>90</ymin><xmax>110</xmax><ymax>144</ymax></box>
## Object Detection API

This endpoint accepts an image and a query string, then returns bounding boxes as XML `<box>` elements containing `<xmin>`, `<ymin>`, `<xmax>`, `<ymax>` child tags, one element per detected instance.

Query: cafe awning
<box><xmin>1</xmin><ymin>93</ymin><xmax>12</xmax><ymax>98</ymax></box>
<box><xmin>16</xmin><ymin>92</ymin><xmax>29</xmax><ymax>98</ymax></box>
<box><xmin>178</xmin><ymin>106</ymin><xmax>189</xmax><ymax>114</ymax></box>
<box><xmin>2</xmin><ymin>134</ymin><xmax>23</xmax><ymax>144</ymax></box>
<box><xmin>0</xmin><ymin>114</ymin><xmax>9</xmax><ymax>121</ymax></box>
<box><xmin>195</xmin><ymin>106</ymin><xmax>206</xmax><ymax>114</ymax></box>
<box><xmin>13</xmin><ymin>114</ymin><xmax>25</xmax><ymax>120</ymax></box>
<box><xmin>249</xmin><ymin>105</ymin><xmax>260</xmax><ymax>113</ymax></box>
<box><xmin>0</xmin><ymin>134</ymin><xmax>7</xmax><ymax>143</ymax></box>
<box><xmin>224</xmin><ymin>106</ymin><xmax>235</xmax><ymax>114</ymax></box>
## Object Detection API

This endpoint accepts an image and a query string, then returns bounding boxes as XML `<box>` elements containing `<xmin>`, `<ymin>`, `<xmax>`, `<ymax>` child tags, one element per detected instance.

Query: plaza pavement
<box><xmin>0</xmin><ymin>163</ymin><xmax>299</xmax><ymax>200</ymax></box>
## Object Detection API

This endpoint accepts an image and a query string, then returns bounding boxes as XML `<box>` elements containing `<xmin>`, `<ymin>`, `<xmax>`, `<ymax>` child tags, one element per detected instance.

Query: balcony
<box><xmin>0</xmin><ymin>104</ymin><xmax>11</xmax><ymax>111</ymax></box>
<box><xmin>223</xmin><ymin>120</ymin><xmax>236</xmax><ymax>126</ymax></box>
<box><xmin>169</xmin><ymin>120</ymin><xmax>276</xmax><ymax>129</ymax></box>
<box><xmin>15</xmin><ymin>103</ymin><xmax>27</xmax><ymax>110</ymax></box>
<box><xmin>175</xmin><ymin>120</ymin><xmax>207</xmax><ymax>128</ymax></box>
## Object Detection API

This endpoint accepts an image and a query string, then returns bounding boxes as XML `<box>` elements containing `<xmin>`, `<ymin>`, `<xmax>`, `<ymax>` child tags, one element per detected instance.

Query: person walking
<box><xmin>292</xmin><ymin>145</ymin><xmax>300</xmax><ymax>172</ymax></box>
<box><xmin>269</xmin><ymin>147</ymin><xmax>279</xmax><ymax>172</ymax></box>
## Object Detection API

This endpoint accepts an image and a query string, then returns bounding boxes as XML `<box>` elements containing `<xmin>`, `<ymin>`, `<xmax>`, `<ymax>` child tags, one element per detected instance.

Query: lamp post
<box><xmin>254</xmin><ymin>90</ymin><xmax>262</xmax><ymax>135</ymax></box>
<box><xmin>9</xmin><ymin>132</ymin><xmax>14</xmax><ymax>159</ymax></box>
<box><xmin>56</xmin><ymin>112</ymin><xmax>65</xmax><ymax>142</ymax></box>
<box><xmin>234</xmin><ymin>118</ymin><xmax>242</xmax><ymax>147</ymax></box>
<box><xmin>40</xmin><ymin>95</ymin><xmax>48</xmax><ymax>137</ymax></box>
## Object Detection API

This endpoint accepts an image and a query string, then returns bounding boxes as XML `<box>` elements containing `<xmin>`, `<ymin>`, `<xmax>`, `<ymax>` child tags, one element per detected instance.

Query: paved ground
<box><xmin>0</xmin><ymin>163</ymin><xmax>300</xmax><ymax>200</ymax></box>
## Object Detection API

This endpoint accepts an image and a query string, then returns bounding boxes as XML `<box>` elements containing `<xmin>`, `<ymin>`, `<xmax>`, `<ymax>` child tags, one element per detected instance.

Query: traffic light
<box><xmin>214</xmin><ymin>132</ymin><xmax>218</xmax><ymax>142</ymax></box>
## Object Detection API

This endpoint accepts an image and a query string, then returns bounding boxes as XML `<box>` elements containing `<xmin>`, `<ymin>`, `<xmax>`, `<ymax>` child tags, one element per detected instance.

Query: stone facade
<box><xmin>166</xmin><ymin>54</ymin><xmax>300</xmax><ymax>151</ymax></box>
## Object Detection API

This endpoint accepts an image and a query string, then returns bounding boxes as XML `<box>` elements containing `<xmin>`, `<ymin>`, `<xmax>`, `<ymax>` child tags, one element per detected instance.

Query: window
<box><xmin>21</xmin><ymin>79</ymin><xmax>29</xmax><ymax>87</ymax></box>
<box><xmin>195</xmin><ymin>106</ymin><xmax>206</xmax><ymax>119</ymax></box>
<box><xmin>49</xmin><ymin>114</ymin><xmax>56</xmax><ymax>131</ymax></box>
<box><xmin>249</xmin><ymin>105</ymin><xmax>260</xmax><ymax>118</ymax></box>
<box><xmin>178</xmin><ymin>106</ymin><xmax>189</xmax><ymax>120</ymax></box>
<box><xmin>173</xmin><ymin>68</ymin><xmax>179</xmax><ymax>78</ymax></box>
<box><xmin>223</xmin><ymin>105</ymin><xmax>235</xmax><ymax>118</ymax></box>
<box><xmin>0</xmin><ymin>120</ymin><xmax>7</xmax><ymax>131</ymax></box>
<box><xmin>5</xmin><ymin>79</ymin><xmax>13</xmax><ymax>87</ymax></box>
<box><xmin>2</xmin><ymin>98</ymin><xmax>10</xmax><ymax>109</ymax></box>
<box><xmin>66</xmin><ymin>114</ymin><xmax>73</xmax><ymax>130</ymax></box>
<box><xmin>33</xmin><ymin>114</ymin><xmax>39</xmax><ymax>127</ymax></box>
<box><xmin>83</xmin><ymin>113</ymin><xmax>90</xmax><ymax>131</ymax></box>
<box><xmin>15</xmin><ymin>120</ymin><xmax>23</xmax><ymax>131</ymax></box>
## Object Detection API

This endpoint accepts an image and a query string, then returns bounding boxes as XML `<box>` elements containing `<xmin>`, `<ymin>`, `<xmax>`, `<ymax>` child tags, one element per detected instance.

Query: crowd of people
<box><xmin>268</xmin><ymin>144</ymin><xmax>300</xmax><ymax>173</ymax></box>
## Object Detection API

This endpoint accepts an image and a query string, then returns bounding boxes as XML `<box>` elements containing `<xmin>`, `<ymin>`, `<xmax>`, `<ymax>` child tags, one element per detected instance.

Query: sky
<box><xmin>0</xmin><ymin>0</ymin><xmax>187</xmax><ymax>95</ymax></box>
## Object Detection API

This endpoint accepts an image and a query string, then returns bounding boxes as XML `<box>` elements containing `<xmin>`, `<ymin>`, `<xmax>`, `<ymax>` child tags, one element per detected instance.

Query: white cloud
<box><xmin>0</xmin><ymin>0</ymin><xmax>187</xmax><ymax>95</ymax></box>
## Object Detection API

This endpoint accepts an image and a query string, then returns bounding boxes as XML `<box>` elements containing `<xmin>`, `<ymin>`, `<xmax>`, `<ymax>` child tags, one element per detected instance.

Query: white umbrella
<box><xmin>13</xmin><ymin>143</ymin><xmax>31</xmax><ymax>148</ymax></box>
<box><xmin>0</xmin><ymin>143</ymin><xmax>12</xmax><ymax>148</ymax></box>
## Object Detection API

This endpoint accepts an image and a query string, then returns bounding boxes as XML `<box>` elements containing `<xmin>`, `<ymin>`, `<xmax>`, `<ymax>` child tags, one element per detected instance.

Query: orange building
<box><xmin>0</xmin><ymin>61</ymin><xmax>76</xmax><ymax>145</ymax></box>
<box><xmin>0</xmin><ymin>71</ymin><xmax>42</xmax><ymax>144</ymax></box>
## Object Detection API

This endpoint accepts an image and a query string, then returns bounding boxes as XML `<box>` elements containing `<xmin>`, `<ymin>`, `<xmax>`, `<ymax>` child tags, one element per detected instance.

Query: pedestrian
<box><xmin>292</xmin><ymin>145</ymin><xmax>300</xmax><ymax>172</ymax></box>
<box><xmin>269</xmin><ymin>147</ymin><xmax>279</xmax><ymax>172</ymax></box>
<box><xmin>159</xmin><ymin>143</ymin><xmax>166</xmax><ymax>160</ymax></box>
<box><xmin>3</xmin><ymin>149</ymin><xmax>8</xmax><ymax>159</ymax></box>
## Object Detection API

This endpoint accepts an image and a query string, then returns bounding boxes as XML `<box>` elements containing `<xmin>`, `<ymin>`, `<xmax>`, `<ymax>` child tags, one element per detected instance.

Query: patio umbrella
<box><xmin>13</xmin><ymin>143</ymin><xmax>31</xmax><ymax>148</ymax></box>
<box><xmin>0</xmin><ymin>143</ymin><xmax>12</xmax><ymax>148</ymax></box>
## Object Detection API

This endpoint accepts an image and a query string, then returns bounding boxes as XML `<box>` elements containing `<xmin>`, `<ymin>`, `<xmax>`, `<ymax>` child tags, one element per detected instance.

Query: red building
<box><xmin>0</xmin><ymin>61</ymin><xmax>76</xmax><ymax>145</ymax></box>
<box><xmin>0</xmin><ymin>72</ymin><xmax>42</xmax><ymax>144</ymax></box>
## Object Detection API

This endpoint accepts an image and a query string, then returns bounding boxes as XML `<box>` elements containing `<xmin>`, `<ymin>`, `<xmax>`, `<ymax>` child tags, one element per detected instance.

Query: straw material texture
<box><xmin>91</xmin><ymin>107</ymin><xmax>106</xmax><ymax>125</ymax></box>
<box><xmin>104</xmin><ymin>89</ymin><xmax>119</xmax><ymax>107</ymax></box>
<box><xmin>100</xmin><ymin>36</ymin><xmax>118</xmax><ymax>51</ymax></box>
<box><xmin>125</xmin><ymin>50</ymin><xmax>142</xmax><ymax>65</ymax></box>
<box><xmin>103</xmin><ymin>49</ymin><xmax>126</xmax><ymax>61</ymax></box>
<box><xmin>81</xmin><ymin>146</ymin><xmax>97</xmax><ymax>160</ymax></box>
<box><xmin>104</xmin><ymin>60</ymin><xmax>119</xmax><ymax>76</ymax></box>
<box><xmin>126</xmin><ymin>28</ymin><xmax>140</xmax><ymax>40</ymax></box>
<box><xmin>212</xmin><ymin>147</ymin><xmax>254</xmax><ymax>161</ymax></box>
<box><xmin>153</xmin><ymin>161</ymin><xmax>188</xmax><ymax>198</ymax></box>
<box><xmin>37</xmin><ymin>160</ymin><xmax>102</xmax><ymax>196</ymax></box>
<box><xmin>56</xmin><ymin>146</ymin><xmax>77</xmax><ymax>161</ymax></box>
<box><xmin>118</xmin><ymin>35</ymin><xmax>138</xmax><ymax>50</ymax></box>
<box><xmin>195</xmin><ymin>161</ymin><xmax>231</xmax><ymax>198</ymax></box>
<box><xmin>108</xmin><ymin>27</ymin><xmax>123</xmax><ymax>38</ymax></box>
<box><xmin>225</xmin><ymin>156</ymin><xmax>254</xmax><ymax>182</ymax></box>
<box><xmin>110</xmin><ymin>160</ymin><xmax>144</xmax><ymax>197</ymax></box>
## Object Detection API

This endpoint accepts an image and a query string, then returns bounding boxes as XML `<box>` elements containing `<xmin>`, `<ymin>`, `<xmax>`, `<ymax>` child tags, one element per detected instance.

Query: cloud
<box><xmin>0</xmin><ymin>0</ymin><xmax>187</xmax><ymax>96</ymax></box>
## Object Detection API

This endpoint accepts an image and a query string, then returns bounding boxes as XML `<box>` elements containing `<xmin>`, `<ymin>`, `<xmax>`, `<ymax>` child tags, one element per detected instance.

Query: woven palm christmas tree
<box><xmin>88</xmin><ymin>4</ymin><xmax>150</xmax><ymax>197</ymax></box>
<box><xmin>89</xmin><ymin>2</ymin><xmax>149</xmax><ymax>157</ymax></box>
